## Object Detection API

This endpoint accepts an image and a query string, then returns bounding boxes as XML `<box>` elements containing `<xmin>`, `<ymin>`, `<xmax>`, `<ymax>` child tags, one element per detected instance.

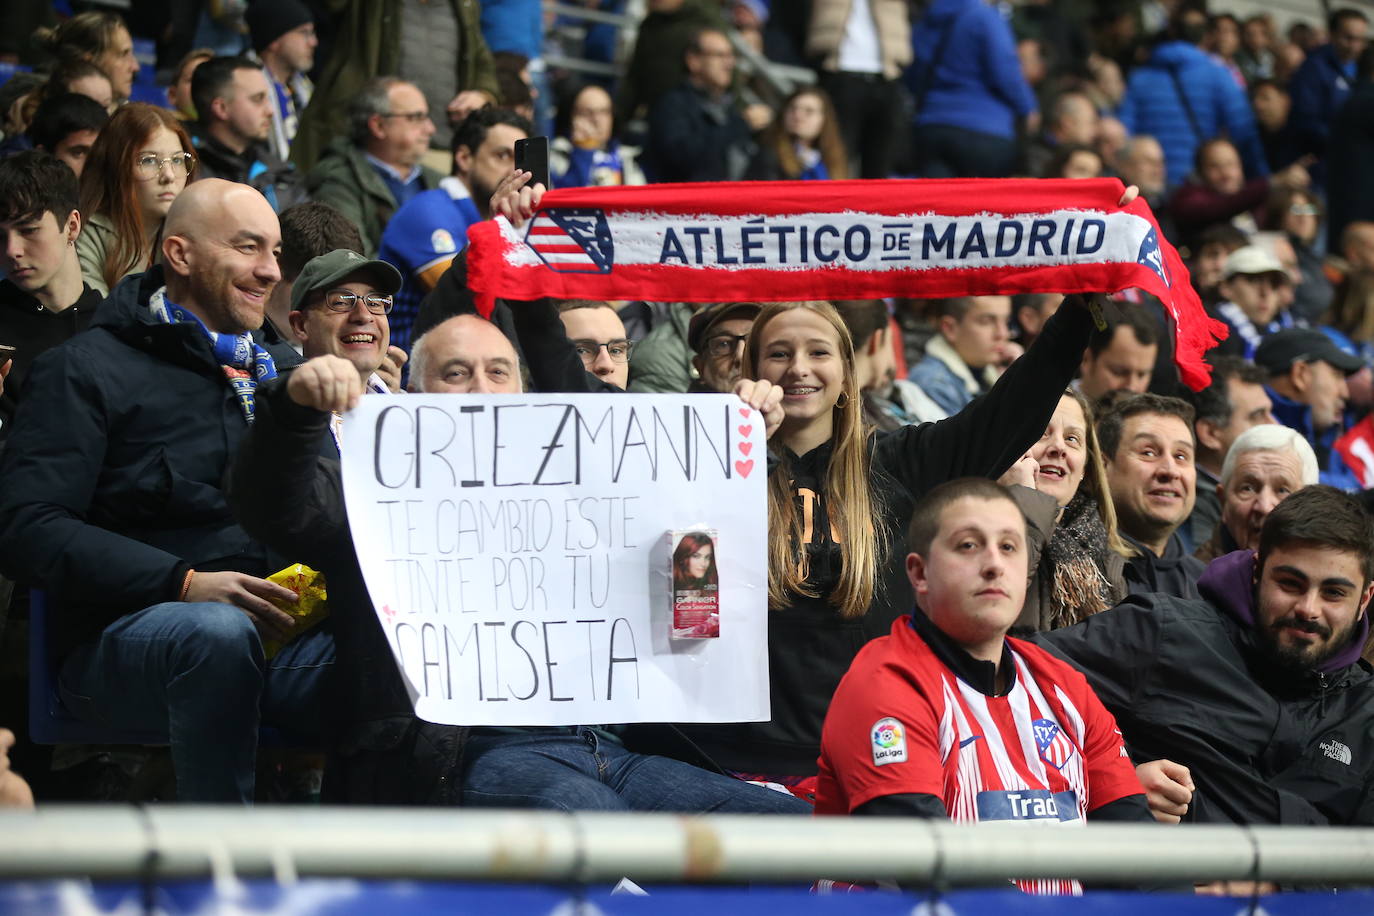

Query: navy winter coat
<box><xmin>0</xmin><ymin>268</ymin><xmax>303</xmax><ymax>658</ymax></box>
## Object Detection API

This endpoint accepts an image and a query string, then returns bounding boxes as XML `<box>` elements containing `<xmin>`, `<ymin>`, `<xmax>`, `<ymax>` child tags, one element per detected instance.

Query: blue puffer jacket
<box><xmin>907</xmin><ymin>0</ymin><xmax>1036</xmax><ymax>140</ymax></box>
<box><xmin>1118</xmin><ymin>41</ymin><xmax>1268</xmax><ymax>187</ymax></box>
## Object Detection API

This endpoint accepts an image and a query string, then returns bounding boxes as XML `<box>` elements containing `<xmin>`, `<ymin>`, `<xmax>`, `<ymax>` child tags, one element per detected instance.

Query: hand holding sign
<box><xmin>732</xmin><ymin>378</ymin><xmax>784</xmax><ymax>440</ymax></box>
<box><xmin>288</xmin><ymin>355</ymin><xmax>365</xmax><ymax>413</ymax></box>
<box><xmin>341</xmin><ymin>392</ymin><xmax>770</xmax><ymax>726</ymax></box>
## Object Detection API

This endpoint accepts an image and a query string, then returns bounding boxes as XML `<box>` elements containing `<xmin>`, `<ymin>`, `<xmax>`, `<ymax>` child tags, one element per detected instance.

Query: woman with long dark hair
<box><xmin>747</xmin><ymin>87</ymin><xmax>849</xmax><ymax>181</ymax></box>
<box><xmin>76</xmin><ymin>104</ymin><xmax>194</xmax><ymax>295</ymax></box>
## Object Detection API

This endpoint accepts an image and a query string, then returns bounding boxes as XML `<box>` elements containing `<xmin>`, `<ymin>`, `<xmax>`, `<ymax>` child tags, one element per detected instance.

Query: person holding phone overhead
<box><xmin>377</xmin><ymin>108</ymin><xmax>531</xmax><ymax>354</ymax></box>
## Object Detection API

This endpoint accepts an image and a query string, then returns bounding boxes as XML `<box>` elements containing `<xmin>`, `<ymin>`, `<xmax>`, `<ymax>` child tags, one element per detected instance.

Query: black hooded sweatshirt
<box><xmin>676</xmin><ymin>302</ymin><xmax>1094</xmax><ymax>776</ymax></box>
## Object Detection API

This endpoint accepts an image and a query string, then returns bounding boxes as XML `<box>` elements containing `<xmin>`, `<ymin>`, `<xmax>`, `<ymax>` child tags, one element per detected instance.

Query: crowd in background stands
<box><xmin>1</xmin><ymin>1</ymin><xmax>1373</xmax><ymax>884</ymax></box>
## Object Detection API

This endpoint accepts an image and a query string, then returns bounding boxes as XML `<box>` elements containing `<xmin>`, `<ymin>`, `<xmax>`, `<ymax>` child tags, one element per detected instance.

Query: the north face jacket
<box><xmin>1041</xmin><ymin>549</ymin><xmax>1374</xmax><ymax>825</ymax></box>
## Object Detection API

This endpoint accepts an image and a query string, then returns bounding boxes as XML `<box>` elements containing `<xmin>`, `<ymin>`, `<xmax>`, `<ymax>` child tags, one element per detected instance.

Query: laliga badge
<box><xmin>871</xmin><ymin>717</ymin><xmax>907</xmax><ymax>766</ymax></box>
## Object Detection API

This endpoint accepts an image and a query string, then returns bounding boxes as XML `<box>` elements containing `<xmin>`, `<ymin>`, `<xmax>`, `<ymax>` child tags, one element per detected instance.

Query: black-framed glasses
<box><xmin>571</xmin><ymin>338</ymin><xmax>632</xmax><ymax>363</ymax></box>
<box><xmin>705</xmin><ymin>332</ymin><xmax>749</xmax><ymax>359</ymax></box>
<box><xmin>134</xmin><ymin>152</ymin><xmax>195</xmax><ymax>180</ymax></box>
<box><xmin>321</xmin><ymin>289</ymin><xmax>394</xmax><ymax>315</ymax></box>
<box><xmin>379</xmin><ymin>110</ymin><xmax>431</xmax><ymax>123</ymax></box>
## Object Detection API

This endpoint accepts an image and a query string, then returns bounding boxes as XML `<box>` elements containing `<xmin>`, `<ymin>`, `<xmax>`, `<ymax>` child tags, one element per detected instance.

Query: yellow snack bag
<box><xmin>263</xmin><ymin>563</ymin><xmax>329</xmax><ymax>660</ymax></box>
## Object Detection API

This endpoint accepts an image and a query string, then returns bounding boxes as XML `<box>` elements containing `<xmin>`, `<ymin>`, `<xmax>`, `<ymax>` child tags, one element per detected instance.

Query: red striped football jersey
<box><xmin>816</xmin><ymin>616</ymin><xmax>1144</xmax><ymax>895</ymax></box>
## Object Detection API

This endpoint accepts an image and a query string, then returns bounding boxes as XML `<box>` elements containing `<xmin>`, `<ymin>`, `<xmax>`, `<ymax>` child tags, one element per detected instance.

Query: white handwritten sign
<box><xmin>340</xmin><ymin>393</ymin><xmax>770</xmax><ymax>726</ymax></box>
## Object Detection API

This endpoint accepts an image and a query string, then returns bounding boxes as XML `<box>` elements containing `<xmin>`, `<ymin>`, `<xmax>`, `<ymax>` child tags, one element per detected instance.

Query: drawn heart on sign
<box><xmin>735</xmin><ymin>459</ymin><xmax>754</xmax><ymax>478</ymax></box>
<box><xmin>738</xmin><ymin>425</ymin><xmax>753</xmax><ymax>438</ymax></box>
<box><xmin>739</xmin><ymin>442</ymin><xmax>753</xmax><ymax>456</ymax></box>
<box><xmin>739</xmin><ymin>407</ymin><xmax>751</xmax><ymax>418</ymax></box>
<box><xmin>382</xmin><ymin>604</ymin><xmax>397</xmax><ymax>620</ymax></box>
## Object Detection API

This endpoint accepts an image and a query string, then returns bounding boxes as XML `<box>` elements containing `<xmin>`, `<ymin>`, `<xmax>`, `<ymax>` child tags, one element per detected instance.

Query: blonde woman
<box><xmin>678</xmin><ymin>296</ymin><xmax>1099</xmax><ymax>785</ymax></box>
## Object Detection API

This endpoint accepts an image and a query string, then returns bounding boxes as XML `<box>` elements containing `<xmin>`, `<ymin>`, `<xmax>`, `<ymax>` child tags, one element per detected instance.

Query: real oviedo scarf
<box><xmin>150</xmin><ymin>287</ymin><xmax>278</xmax><ymax>423</ymax></box>
<box><xmin>466</xmin><ymin>178</ymin><xmax>1227</xmax><ymax>390</ymax></box>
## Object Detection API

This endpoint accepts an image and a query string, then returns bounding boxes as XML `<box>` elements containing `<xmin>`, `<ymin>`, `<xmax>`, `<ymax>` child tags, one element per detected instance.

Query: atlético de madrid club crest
<box><xmin>1136</xmin><ymin>227</ymin><xmax>1171</xmax><ymax>289</ymax></box>
<box><xmin>1033</xmin><ymin>718</ymin><xmax>1076</xmax><ymax>770</ymax></box>
<box><xmin>524</xmin><ymin>208</ymin><xmax>614</xmax><ymax>274</ymax></box>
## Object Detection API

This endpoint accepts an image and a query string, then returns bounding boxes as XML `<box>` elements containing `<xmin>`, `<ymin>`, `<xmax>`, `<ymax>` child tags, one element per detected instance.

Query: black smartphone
<box><xmin>514</xmin><ymin>136</ymin><xmax>550</xmax><ymax>190</ymax></box>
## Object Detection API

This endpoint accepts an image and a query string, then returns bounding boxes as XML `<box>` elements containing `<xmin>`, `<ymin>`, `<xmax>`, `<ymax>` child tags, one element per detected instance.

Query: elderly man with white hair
<box><xmin>1196</xmin><ymin>423</ymin><xmax>1319</xmax><ymax>562</ymax></box>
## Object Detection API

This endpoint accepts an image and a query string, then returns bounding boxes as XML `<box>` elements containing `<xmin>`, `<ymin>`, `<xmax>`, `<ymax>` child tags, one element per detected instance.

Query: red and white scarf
<box><xmin>466</xmin><ymin>178</ymin><xmax>1227</xmax><ymax>389</ymax></box>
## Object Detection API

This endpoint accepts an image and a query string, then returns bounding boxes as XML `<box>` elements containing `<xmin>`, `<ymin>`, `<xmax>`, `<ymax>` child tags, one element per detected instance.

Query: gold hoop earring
<box><xmin>836</xmin><ymin>392</ymin><xmax>850</xmax><ymax>408</ymax></box>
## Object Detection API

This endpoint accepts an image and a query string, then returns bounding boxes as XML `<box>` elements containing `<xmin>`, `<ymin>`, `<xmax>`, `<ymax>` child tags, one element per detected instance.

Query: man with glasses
<box><xmin>288</xmin><ymin>250</ymin><xmax>402</xmax><ymax>437</ymax></box>
<box><xmin>306</xmin><ymin>77</ymin><xmax>443</xmax><ymax>256</ymax></box>
<box><xmin>557</xmin><ymin>300</ymin><xmax>634</xmax><ymax>389</ymax></box>
<box><xmin>0</xmin><ymin>180</ymin><xmax>333</xmax><ymax>803</ymax></box>
<box><xmin>689</xmin><ymin>301</ymin><xmax>760</xmax><ymax>393</ymax></box>
<box><xmin>627</xmin><ymin>301</ymin><xmax>759</xmax><ymax>394</ymax></box>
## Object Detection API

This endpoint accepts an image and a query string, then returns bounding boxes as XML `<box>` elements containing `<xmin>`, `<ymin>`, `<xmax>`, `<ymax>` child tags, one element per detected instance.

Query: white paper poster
<box><xmin>340</xmin><ymin>393</ymin><xmax>770</xmax><ymax>726</ymax></box>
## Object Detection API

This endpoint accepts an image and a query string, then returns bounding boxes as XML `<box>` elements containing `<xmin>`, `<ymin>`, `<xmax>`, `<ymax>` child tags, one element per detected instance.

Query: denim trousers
<box><xmin>461</xmin><ymin>727</ymin><xmax>811</xmax><ymax>814</ymax></box>
<box><xmin>59</xmin><ymin>601</ymin><xmax>335</xmax><ymax>803</ymax></box>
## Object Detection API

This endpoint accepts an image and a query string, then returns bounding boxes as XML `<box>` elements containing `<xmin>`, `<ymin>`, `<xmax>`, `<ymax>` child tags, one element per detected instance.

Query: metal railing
<box><xmin>1</xmin><ymin>808</ymin><xmax>1372</xmax><ymax>886</ymax></box>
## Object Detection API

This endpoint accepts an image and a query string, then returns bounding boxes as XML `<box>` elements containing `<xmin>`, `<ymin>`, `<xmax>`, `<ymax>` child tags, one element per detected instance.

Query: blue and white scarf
<box><xmin>150</xmin><ymin>287</ymin><xmax>278</xmax><ymax>424</ymax></box>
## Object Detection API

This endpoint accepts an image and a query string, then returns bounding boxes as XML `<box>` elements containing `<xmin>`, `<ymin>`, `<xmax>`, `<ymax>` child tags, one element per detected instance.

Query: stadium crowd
<box><xmin>2</xmin><ymin>0</ymin><xmax>1374</xmax><ymax>894</ymax></box>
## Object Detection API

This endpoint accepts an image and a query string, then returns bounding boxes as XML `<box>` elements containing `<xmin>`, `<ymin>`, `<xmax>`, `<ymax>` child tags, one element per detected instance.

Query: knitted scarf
<box><xmin>466</xmin><ymin>178</ymin><xmax>1227</xmax><ymax>389</ymax></box>
<box><xmin>150</xmin><ymin>287</ymin><xmax>277</xmax><ymax>424</ymax></box>
<box><xmin>1044</xmin><ymin>491</ymin><xmax>1117</xmax><ymax>630</ymax></box>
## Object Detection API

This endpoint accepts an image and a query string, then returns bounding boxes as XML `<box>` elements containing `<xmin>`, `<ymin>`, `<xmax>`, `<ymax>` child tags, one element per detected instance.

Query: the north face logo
<box><xmin>1320</xmin><ymin>738</ymin><xmax>1352</xmax><ymax>765</ymax></box>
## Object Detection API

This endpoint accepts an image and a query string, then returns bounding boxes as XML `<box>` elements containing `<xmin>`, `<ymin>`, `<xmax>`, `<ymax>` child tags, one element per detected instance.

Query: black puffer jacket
<box><xmin>676</xmin><ymin>302</ymin><xmax>1094</xmax><ymax>776</ymax></box>
<box><xmin>0</xmin><ymin>268</ymin><xmax>302</xmax><ymax>659</ymax></box>
<box><xmin>1040</xmin><ymin>549</ymin><xmax>1374</xmax><ymax>825</ymax></box>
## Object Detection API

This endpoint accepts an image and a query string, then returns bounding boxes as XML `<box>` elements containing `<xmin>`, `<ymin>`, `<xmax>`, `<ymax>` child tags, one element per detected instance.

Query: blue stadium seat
<box><xmin>27</xmin><ymin>589</ymin><xmax>168</xmax><ymax>746</ymax></box>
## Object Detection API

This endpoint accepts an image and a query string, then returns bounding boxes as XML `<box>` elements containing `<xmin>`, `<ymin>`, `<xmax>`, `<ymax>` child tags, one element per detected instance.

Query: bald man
<box><xmin>408</xmin><ymin>314</ymin><xmax>523</xmax><ymax>393</ymax></box>
<box><xmin>0</xmin><ymin>178</ymin><xmax>336</xmax><ymax>804</ymax></box>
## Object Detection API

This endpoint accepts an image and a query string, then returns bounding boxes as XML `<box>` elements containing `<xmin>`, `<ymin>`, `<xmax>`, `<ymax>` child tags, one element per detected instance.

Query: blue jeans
<box><xmin>461</xmin><ymin>728</ymin><xmax>811</xmax><ymax>814</ymax></box>
<box><xmin>59</xmin><ymin>601</ymin><xmax>335</xmax><ymax>803</ymax></box>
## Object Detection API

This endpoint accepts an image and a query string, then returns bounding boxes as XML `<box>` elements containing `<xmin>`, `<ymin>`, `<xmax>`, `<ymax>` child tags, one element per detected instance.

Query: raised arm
<box><xmin>227</xmin><ymin>361</ymin><xmax>357</xmax><ymax>569</ymax></box>
<box><xmin>877</xmin><ymin>295</ymin><xmax>1093</xmax><ymax>495</ymax></box>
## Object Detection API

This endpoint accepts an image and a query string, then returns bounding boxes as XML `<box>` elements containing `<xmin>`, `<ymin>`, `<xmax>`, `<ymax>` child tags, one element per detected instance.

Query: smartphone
<box><xmin>0</xmin><ymin>344</ymin><xmax>15</xmax><ymax>360</ymax></box>
<box><xmin>514</xmin><ymin>136</ymin><xmax>550</xmax><ymax>190</ymax></box>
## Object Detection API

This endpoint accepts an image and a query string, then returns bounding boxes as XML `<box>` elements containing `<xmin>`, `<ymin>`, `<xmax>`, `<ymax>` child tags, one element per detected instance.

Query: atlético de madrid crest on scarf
<box><xmin>524</xmin><ymin>208</ymin><xmax>614</xmax><ymax>274</ymax></box>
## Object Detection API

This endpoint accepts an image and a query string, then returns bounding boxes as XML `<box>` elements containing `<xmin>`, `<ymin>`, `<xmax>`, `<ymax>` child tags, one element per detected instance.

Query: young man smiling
<box><xmin>908</xmin><ymin>295</ymin><xmax>1013</xmax><ymax>416</ymax></box>
<box><xmin>1043</xmin><ymin>485</ymin><xmax>1374</xmax><ymax>826</ymax></box>
<box><xmin>816</xmin><ymin>478</ymin><xmax>1151</xmax><ymax>894</ymax></box>
<box><xmin>0</xmin><ymin>151</ymin><xmax>102</xmax><ymax>443</ymax></box>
